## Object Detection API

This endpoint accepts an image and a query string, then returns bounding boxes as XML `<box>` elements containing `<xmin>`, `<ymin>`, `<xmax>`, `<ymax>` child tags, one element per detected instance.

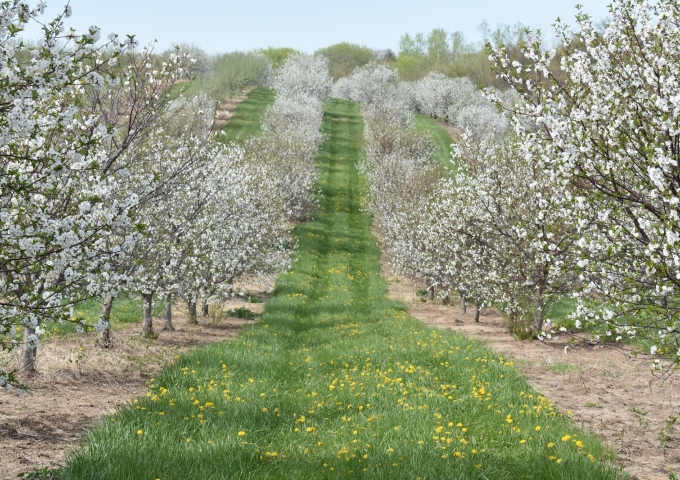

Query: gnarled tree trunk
<box><xmin>534</xmin><ymin>285</ymin><xmax>544</xmax><ymax>332</ymax></box>
<box><xmin>474</xmin><ymin>297</ymin><xmax>481</xmax><ymax>323</ymax></box>
<box><xmin>428</xmin><ymin>286</ymin><xmax>434</xmax><ymax>302</ymax></box>
<box><xmin>97</xmin><ymin>295</ymin><xmax>115</xmax><ymax>348</ymax></box>
<box><xmin>163</xmin><ymin>294</ymin><xmax>174</xmax><ymax>331</ymax></box>
<box><xmin>141</xmin><ymin>292</ymin><xmax>155</xmax><ymax>338</ymax></box>
<box><xmin>188</xmin><ymin>301</ymin><xmax>198</xmax><ymax>325</ymax></box>
<box><xmin>459</xmin><ymin>291</ymin><xmax>467</xmax><ymax>314</ymax></box>
<box><xmin>19</xmin><ymin>322</ymin><xmax>39</xmax><ymax>374</ymax></box>
<box><xmin>201</xmin><ymin>300</ymin><xmax>209</xmax><ymax>317</ymax></box>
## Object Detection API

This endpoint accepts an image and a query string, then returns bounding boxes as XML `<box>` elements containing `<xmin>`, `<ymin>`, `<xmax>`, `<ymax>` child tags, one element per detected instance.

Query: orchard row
<box><xmin>0</xmin><ymin>3</ymin><xmax>333</xmax><ymax>385</ymax></box>
<box><xmin>338</xmin><ymin>0</ymin><xmax>680</xmax><ymax>369</ymax></box>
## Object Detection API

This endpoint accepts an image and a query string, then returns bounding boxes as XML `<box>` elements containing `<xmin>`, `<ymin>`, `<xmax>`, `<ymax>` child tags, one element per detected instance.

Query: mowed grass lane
<box><xmin>218</xmin><ymin>86</ymin><xmax>276</xmax><ymax>144</ymax></box>
<box><xmin>58</xmin><ymin>99</ymin><xmax>620</xmax><ymax>479</ymax></box>
<box><xmin>414</xmin><ymin>113</ymin><xmax>458</xmax><ymax>173</ymax></box>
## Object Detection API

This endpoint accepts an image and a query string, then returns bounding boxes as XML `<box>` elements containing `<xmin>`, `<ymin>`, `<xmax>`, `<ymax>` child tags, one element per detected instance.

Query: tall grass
<box><xmin>56</xmin><ymin>99</ymin><xmax>621</xmax><ymax>480</ymax></box>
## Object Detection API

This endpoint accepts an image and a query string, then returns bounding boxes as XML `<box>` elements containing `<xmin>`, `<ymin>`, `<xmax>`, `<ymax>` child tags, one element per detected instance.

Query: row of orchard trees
<box><xmin>0</xmin><ymin>2</ymin><xmax>332</xmax><ymax>385</ymax></box>
<box><xmin>337</xmin><ymin>0</ymin><xmax>680</xmax><ymax>368</ymax></box>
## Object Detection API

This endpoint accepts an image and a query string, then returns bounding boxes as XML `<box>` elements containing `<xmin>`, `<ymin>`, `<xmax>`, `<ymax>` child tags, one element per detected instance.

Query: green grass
<box><xmin>41</xmin><ymin>294</ymin><xmax>165</xmax><ymax>338</ymax></box>
<box><xmin>414</xmin><ymin>114</ymin><xmax>458</xmax><ymax>173</ymax></box>
<box><xmin>218</xmin><ymin>87</ymin><xmax>276</xmax><ymax>144</ymax></box>
<box><xmin>169</xmin><ymin>81</ymin><xmax>189</xmax><ymax>100</ymax></box>
<box><xmin>545</xmin><ymin>363</ymin><xmax>579</xmax><ymax>374</ymax></box>
<box><xmin>56</xmin><ymin>99</ymin><xmax>620</xmax><ymax>479</ymax></box>
<box><xmin>544</xmin><ymin>297</ymin><xmax>656</xmax><ymax>354</ymax></box>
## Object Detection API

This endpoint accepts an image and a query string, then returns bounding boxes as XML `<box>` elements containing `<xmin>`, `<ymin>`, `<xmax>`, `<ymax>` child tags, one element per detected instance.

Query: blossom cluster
<box><xmin>332</xmin><ymin>65</ymin><xmax>517</xmax><ymax>141</ymax></box>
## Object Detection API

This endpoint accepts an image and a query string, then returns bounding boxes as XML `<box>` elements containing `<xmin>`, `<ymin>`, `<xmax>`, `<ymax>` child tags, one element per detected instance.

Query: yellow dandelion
<box><xmin>137</xmin><ymin>430</ymin><xmax>143</xmax><ymax>435</ymax></box>
<box><xmin>238</xmin><ymin>431</ymin><xmax>246</xmax><ymax>436</ymax></box>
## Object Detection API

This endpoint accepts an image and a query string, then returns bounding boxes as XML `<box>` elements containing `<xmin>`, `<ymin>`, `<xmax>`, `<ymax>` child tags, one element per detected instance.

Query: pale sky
<box><xmin>23</xmin><ymin>1</ymin><xmax>612</xmax><ymax>54</ymax></box>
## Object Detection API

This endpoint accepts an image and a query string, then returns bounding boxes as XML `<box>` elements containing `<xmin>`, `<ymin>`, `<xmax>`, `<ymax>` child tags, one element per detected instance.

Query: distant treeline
<box><xmin>164</xmin><ymin>20</ymin><xmax>597</xmax><ymax>102</ymax></box>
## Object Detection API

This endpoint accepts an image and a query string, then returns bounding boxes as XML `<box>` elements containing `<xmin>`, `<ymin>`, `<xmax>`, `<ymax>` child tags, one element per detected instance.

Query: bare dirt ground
<box><xmin>0</xmin><ymin>302</ymin><xmax>260</xmax><ymax>479</ymax></box>
<box><xmin>384</xmin><ymin>265</ymin><xmax>680</xmax><ymax>479</ymax></box>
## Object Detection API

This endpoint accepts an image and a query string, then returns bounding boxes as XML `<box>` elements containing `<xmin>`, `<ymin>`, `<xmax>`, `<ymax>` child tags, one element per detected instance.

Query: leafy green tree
<box><xmin>427</xmin><ymin>28</ymin><xmax>450</xmax><ymax>64</ymax></box>
<box><xmin>260</xmin><ymin>47</ymin><xmax>301</xmax><ymax>69</ymax></box>
<box><xmin>315</xmin><ymin>42</ymin><xmax>375</xmax><ymax>80</ymax></box>
<box><xmin>394</xmin><ymin>25</ymin><xmax>533</xmax><ymax>86</ymax></box>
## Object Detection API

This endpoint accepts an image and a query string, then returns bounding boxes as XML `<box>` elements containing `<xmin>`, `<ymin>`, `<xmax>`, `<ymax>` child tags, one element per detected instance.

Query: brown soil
<box><xmin>214</xmin><ymin>86</ymin><xmax>257</xmax><ymax>131</ymax></box>
<box><xmin>0</xmin><ymin>302</ymin><xmax>259</xmax><ymax>479</ymax></box>
<box><xmin>384</xmin><ymin>266</ymin><xmax>680</xmax><ymax>480</ymax></box>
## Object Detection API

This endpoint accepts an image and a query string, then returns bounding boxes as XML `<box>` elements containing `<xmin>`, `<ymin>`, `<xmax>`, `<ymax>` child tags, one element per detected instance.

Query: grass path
<box><xmin>58</xmin><ymin>99</ymin><xmax>619</xmax><ymax>479</ymax></box>
<box><xmin>218</xmin><ymin>86</ymin><xmax>276</xmax><ymax>144</ymax></box>
<box><xmin>414</xmin><ymin>113</ymin><xmax>458</xmax><ymax>172</ymax></box>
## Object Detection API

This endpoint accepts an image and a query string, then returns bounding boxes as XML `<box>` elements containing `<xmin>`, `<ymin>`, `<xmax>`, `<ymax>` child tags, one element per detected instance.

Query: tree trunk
<box><xmin>19</xmin><ymin>322</ymin><xmax>39</xmax><ymax>374</ymax></box>
<box><xmin>442</xmin><ymin>293</ymin><xmax>450</xmax><ymax>306</ymax></box>
<box><xmin>533</xmin><ymin>285</ymin><xmax>544</xmax><ymax>332</ymax></box>
<box><xmin>428</xmin><ymin>286</ymin><xmax>435</xmax><ymax>302</ymax></box>
<box><xmin>201</xmin><ymin>300</ymin><xmax>209</xmax><ymax>317</ymax></box>
<box><xmin>141</xmin><ymin>292</ymin><xmax>155</xmax><ymax>338</ymax></box>
<box><xmin>163</xmin><ymin>294</ymin><xmax>174</xmax><ymax>331</ymax></box>
<box><xmin>188</xmin><ymin>301</ymin><xmax>198</xmax><ymax>325</ymax></box>
<box><xmin>474</xmin><ymin>297</ymin><xmax>481</xmax><ymax>323</ymax></box>
<box><xmin>97</xmin><ymin>295</ymin><xmax>115</xmax><ymax>348</ymax></box>
<box><xmin>459</xmin><ymin>292</ymin><xmax>467</xmax><ymax>314</ymax></box>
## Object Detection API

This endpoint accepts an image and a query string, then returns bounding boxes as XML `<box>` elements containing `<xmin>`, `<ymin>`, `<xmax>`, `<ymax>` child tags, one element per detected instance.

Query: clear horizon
<box><xmin>22</xmin><ymin>1</ymin><xmax>612</xmax><ymax>54</ymax></box>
